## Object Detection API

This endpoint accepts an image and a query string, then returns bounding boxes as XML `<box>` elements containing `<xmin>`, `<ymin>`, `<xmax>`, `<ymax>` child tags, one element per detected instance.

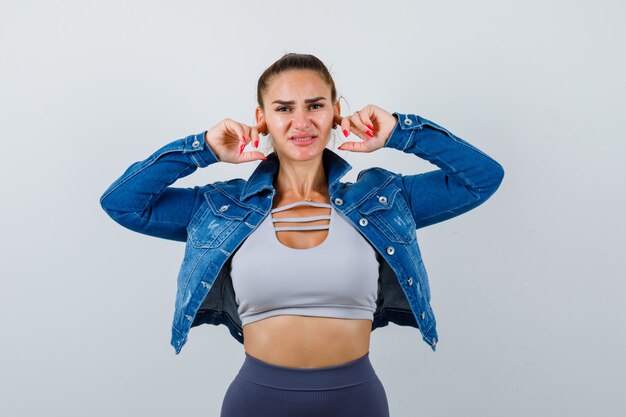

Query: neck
<box><xmin>273</xmin><ymin>154</ymin><xmax>328</xmax><ymax>199</ymax></box>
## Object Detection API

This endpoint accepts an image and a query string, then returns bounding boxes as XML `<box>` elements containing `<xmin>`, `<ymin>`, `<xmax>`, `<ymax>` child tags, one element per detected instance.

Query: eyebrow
<box><xmin>271</xmin><ymin>96</ymin><xmax>326</xmax><ymax>105</ymax></box>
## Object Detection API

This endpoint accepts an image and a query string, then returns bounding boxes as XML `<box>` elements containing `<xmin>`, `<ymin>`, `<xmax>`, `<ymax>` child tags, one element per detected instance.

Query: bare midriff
<box><xmin>243</xmin><ymin>316</ymin><xmax>372</xmax><ymax>368</ymax></box>
<box><xmin>242</xmin><ymin>192</ymin><xmax>372</xmax><ymax>369</ymax></box>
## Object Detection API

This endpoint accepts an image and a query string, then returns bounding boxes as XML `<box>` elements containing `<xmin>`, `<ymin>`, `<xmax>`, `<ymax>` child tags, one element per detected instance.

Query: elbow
<box><xmin>477</xmin><ymin>161</ymin><xmax>505</xmax><ymax>201</ymax></box>
<box><xmin>99</xmin><ymin>190</ymin><xmax>123</xmax><ymax>220</ymax></box>
<box><xmin>99</xmin><ymin>191</ymin><xmax>111</xmax><ymax>216</ymax></box>
<box><xmin>492</xmin><ymin>161</ymin><xmax>505</xmax><ymax>190</ymax></box>
<box><xmin>99</xmin><ymin>189</ymin><xmax>142</xmax><ymax>230</ymax></box>
<box><xmin>101</xmin><ymin>206</ymin><xmax>149</xmax><ymax>236</ymax></box>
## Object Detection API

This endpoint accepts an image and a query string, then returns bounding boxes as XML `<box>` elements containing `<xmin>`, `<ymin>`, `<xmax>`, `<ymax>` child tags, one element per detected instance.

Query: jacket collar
<box><xmin>240</xmin><ymin>148</ymin><xmax>353</xmax><ymax>202</ymax></box>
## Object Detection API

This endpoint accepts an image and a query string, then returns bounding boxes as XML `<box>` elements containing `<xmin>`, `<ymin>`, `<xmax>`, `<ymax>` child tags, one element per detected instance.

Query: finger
<box><xmin>351</xmin><ymin>111</ymin><xmax>372</xmax><ymax>136</ymax></box>
<box><xmin>345</xmin><ymin>115</ymin><xmax>371</xmax><ymax>142</ymax></box>
<box><xmin>240</xmin><ymin>150</ymin><xmax>267</xmax><ymax>162</ymax></box>
<box><xmin>240</xmin><ymin>125</ymin><xmax>252</xmax><ymax>154</ymax></box>
<box><xmin>224</xmin><ymin>119</ymin><xmax>247</xmax><ymax>153</ymax></box>
<box><xmin>333</xmin><ymin>113</ymin><xmax>345</xmax><ymax>135</ymax></box>
<box><xmin>241</xmin><ymin>124</ymin><xmax>252</xmax><ymax>147</ymax></box>
<box><xmin>338</xmin><ymin>139</ymin><xmax>367</xmax><ymax>153</ymax></box>
<box><xmin>254</xmin><ymin>119</ymin><xmax>268</xmax><ymax>136</ymax></box>
<box><xmin>225</xmin><ymin>118</ymin><xmax>245</xmax><ymax>140</ymax></box>
<box><xmin>359</xmin><ymin>107</ymin><xmax>375</xmax><ymax>131</ymax></box>
<box><xmin>340</xmin><ymin>117</ymin><xmax>351</xmax><ymax>138</ymax></box>
<box><xmin>350</xmin><ymin>126</ymin><xmax>369</xmax><ymax>142</ymax></box>
<box><xmin>250</xmin><ymin>125</ymin><xmax>260</xmax><ymax>148</ymax></box>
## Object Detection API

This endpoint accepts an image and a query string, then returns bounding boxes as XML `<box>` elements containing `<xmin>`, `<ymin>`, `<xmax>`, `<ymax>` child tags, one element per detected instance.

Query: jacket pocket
<box><xmin>356</xmin><ymin>183</ymin><xmax>416</xmax><ymax>244</ymax></box>
<box><xmin>188</xmin><ymin>190</ymin><xmax>251</xmax><ymax>248</ymax></box>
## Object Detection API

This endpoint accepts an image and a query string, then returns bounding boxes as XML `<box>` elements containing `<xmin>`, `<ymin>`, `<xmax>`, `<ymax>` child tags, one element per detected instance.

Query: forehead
<box><xmin>265</xmin><ymin>70</ymin><xmax>330</xmax><ymax>99</ymax></box>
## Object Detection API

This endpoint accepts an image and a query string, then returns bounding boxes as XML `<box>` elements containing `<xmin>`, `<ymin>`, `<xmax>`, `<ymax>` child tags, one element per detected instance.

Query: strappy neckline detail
<box><xmin>269</xmin><ymin>201</ymin><xmax>334</xmax><ymax>250</ymax></box>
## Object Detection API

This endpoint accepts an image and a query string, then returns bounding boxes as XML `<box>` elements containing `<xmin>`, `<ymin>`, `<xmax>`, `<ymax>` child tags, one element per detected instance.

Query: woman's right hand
<box><xmin>204</xmin><ymin>118</ymin><xmax>268</xmax><ymax>163</ymax></box>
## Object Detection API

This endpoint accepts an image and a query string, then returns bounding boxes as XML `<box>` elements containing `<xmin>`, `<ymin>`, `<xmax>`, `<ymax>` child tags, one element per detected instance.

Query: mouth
<box><xmin>289</xmin><ymin>134</ymin><xmax>318</xmax><ymax>145</ymax></box>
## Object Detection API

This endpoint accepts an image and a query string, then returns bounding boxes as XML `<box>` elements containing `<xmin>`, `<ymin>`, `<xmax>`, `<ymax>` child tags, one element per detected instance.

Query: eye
<box><xmin>274</xmin><ymin>103</ymin><xmax>324</xmax><ymax>112</ymax></box>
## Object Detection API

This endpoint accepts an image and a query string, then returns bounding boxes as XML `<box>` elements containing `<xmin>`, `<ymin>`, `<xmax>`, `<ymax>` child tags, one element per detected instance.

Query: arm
<box><xmin>99</xmin><ymin>131</ymin><xmax>220</xmax><ymax>242</ymax></box>
<box><xmin>384</xmin><ymin>112</ymin><xmax>505</xmax><ymax>229</ymax></box>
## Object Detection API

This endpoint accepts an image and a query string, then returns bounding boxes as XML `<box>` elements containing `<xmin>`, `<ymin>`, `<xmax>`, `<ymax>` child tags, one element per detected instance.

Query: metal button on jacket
<box><xmin>192</xmin><ymin>140</ymin><xmax>200</xmax><ymax>147</ymax></box>
<box><xmin>334</xmin><ymin>197</ymin><xmax>343</xmax><ymax>206</ymax></box>
<box><xmin>407</xmin><ymin>277</ymin><xmax>413</xmax><ymax>286</ymax></box>
<box><xmin>219</xmin><ymin>205</ymin><xmax>229</xmax><ymax>212</ymax></box>
<box><xmin>386</xmin><ymin>246</ymin><xmax>395</xmax><ymax>255</ymax></box>
<box><xmin>378</xmin><ymin>195</ymin><xmax>388</xmax><ymax>205</ymax></box>
<box><xmin>359</xmin><ymin>218</ymin><xmax>368</xmax><ymax>226</ymax></box>
<box><xmin>404</xmin><ymin>117</ymin><xmax>413</xmax><ymax>126</ymax></box>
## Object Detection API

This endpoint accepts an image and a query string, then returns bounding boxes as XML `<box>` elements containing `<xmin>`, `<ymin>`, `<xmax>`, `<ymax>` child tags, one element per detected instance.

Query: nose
<box><xmin>291</xmin><ymin>107</ymin><xmax>311</xmax><ymax>129</ymax></box>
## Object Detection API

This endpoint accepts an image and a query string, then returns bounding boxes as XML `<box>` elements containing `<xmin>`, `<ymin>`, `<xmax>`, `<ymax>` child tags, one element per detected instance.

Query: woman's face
<box><xmin>256</xmin><ymin>69</ymin><xmax>340</xmax><ymax>162</ymax></box>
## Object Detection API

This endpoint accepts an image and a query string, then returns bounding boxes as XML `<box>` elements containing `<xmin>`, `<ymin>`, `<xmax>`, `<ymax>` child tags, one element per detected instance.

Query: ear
<box><xmin>255</xmin><ymin>106</ymin><xmax>263</xmax><ymax>124</ymax></box>
<box><xmin>333</xmin><ymin>100</ymin><xmax>341</xmax><ymax>128</ymax></box>
<box><xmin>255</xmin><ymin>107</ymin><xmax>268</xmax><ymax>135</ymax></box>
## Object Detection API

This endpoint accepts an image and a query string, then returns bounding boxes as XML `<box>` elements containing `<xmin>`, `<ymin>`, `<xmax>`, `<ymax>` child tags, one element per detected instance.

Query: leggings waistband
<box><xmin>238</xmin><ymin>352</ymin><xmax>376</xmax><ymax>391</ymax></box>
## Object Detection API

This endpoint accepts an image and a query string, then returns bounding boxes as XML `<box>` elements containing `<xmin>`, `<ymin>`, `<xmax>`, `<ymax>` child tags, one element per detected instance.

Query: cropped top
<box><xmin>230</xmin><ymin>200</ymin><xmax>380</xmax><ymax>327</ymax></box>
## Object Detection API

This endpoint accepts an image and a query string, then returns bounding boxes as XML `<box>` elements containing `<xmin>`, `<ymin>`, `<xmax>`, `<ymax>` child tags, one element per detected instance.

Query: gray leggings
<box><xmin>220</xmin><ymin>351</ymin><xmax>390</xmax><ymax>417</ymax></box>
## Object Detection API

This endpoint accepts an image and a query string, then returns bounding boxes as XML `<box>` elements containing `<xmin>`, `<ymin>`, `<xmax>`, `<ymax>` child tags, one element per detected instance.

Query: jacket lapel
<box><xmin>239</xmin><ymin>148</ymin><xmax>353</xmax><ymax>202</ymax></box>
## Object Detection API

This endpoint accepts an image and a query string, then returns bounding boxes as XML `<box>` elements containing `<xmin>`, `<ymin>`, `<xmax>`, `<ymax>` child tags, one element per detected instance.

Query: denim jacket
<box><xmin>100</xmin><ymin>112</ymin><xmax>505</xmax><ymax>354</ymax></box>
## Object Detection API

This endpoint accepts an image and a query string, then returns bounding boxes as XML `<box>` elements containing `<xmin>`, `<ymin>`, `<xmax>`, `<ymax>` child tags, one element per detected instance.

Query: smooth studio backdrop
<box><xmin>1</xmin><ymin>1</ymin><xmax>624</xmax><ymax>416</ymax></box>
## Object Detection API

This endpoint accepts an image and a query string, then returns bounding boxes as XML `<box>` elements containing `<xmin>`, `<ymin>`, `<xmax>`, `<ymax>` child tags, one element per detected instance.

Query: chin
<box><xmin>275</xmin><ymin>146</ymin><xmax>324</xmax><ymax>163</ymax></box>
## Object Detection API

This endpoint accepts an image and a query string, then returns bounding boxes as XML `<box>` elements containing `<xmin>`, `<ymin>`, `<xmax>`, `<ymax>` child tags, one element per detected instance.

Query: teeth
<box><xmin>292</xmin><ymin>137</ymin><xmax>313</xmax><ymax>141</ymax></box>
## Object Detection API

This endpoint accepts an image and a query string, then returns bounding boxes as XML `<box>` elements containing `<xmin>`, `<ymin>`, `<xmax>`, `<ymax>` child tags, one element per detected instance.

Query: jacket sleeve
<box><xmin>99</xmin><ymin>131</ymin><xmax>220</xmax><ymax>242</ymax></box>
<box><xmin>384</xmin><ymin>112</ymin><xmax>505</xmax><ymax>230</ymax></box>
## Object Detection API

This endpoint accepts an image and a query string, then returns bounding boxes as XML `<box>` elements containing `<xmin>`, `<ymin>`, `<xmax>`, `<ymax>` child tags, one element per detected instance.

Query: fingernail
<box><xmin>343</xmin><ymin>129</ymin><xmax>349</xmax><ymax>137</ymax></box>
<box><xmin>367</xmin><ymin>123</ymin><xmax>373</xmax><ymax>129</ymax></box>
<box><xmin>254</xmin><ymin>140</ymin><xmax>259</xmax><ymax>148</ymax></box>
<box><xmin>240</xmin><ymin>143</ymin><xmax>244</xmax><ymax>153</ymax></box>
<box><xmin>365</xmin><ymin>130</ymin><xmax>374</xmax><ymax>137</ymax></box>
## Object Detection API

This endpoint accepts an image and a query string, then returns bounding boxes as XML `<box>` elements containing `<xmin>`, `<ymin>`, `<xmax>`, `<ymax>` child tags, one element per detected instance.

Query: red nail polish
<box><xmin>366</xmin><ymin>130</ymin><xmax>374</xmax><ymax>137</ymax></box>
<box><xmin>343</xmin><ymin>129</ymin><xmax>349</xmax><ymax>137</ymax></box>
<box><xmin>367</xmin><ymin>123</ymin><xmax>373</xmax><ymax>129</ymax></box>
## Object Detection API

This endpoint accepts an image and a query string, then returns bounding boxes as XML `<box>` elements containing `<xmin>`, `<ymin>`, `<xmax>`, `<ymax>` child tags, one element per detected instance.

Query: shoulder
<box><xmin>190</xmin><ymin>178</ymin><xmax>248</xmax><ymax>210</ymax></box>
<box><xmin>206</xmin><ymin>178</ymin><xmax>247</xmax><ymax>195</ymax></box>
<box><xmin>352</xmin><ymin>166</ymin><xmax>403</xmax><ymax>192</ymax></box>
<box><xmin>339</xmin><ymin>166</ymin><xmax>403</xmax><ymax>202</ymax></box>
<box><xmin>349</xmin><ymin>166</ymin><xmax>408</xmax><ymax>203</ymax></box>
<box><xmin>356</xmin><ymin>166</ymin><xmax>397</xmax><ymax>183</ymax></box>
<box><xmin>188</xmin><ymin>178</ymin><xmax>252</xmax><ymax>225</ymax></box>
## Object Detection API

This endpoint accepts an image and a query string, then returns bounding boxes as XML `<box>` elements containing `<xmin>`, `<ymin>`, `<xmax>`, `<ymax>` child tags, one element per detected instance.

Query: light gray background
<box><xmin>1</xmin><ymin>0</ymin><xmax>624</xmax><ymax>416</ymax></box>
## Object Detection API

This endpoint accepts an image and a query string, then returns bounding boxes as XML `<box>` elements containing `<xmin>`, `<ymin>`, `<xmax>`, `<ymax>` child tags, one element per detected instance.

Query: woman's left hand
<box><xmin>334</xmin><ymin>104</ymin><xmax>397</xmax><ymax>152</ymax></box>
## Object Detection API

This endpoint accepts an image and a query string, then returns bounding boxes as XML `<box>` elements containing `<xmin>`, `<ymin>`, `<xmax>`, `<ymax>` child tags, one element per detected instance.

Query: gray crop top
<box><xmin>230</xmin><ymin>200</ymin><xmax>380</xmax><ymax>327</ymax></box>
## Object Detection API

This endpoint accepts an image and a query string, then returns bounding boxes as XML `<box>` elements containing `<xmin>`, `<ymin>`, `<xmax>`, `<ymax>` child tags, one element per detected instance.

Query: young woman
<box><xmin>100</xmin><ymin>53</ymin><xmax>505</xmax><ymax>416</ymax></box>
